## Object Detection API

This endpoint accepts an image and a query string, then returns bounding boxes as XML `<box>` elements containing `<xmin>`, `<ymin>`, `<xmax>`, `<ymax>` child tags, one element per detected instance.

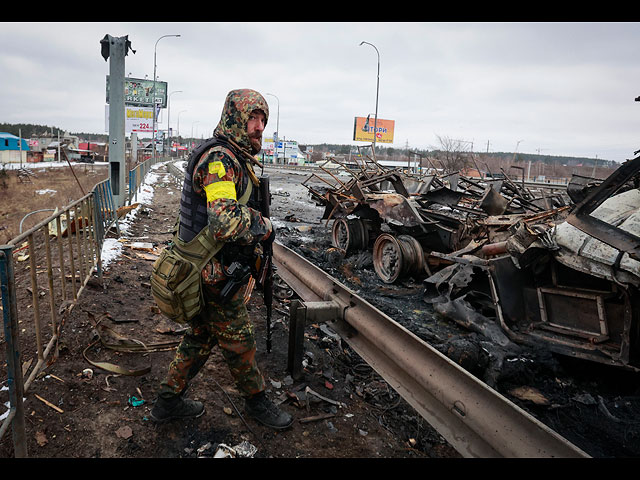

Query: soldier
<box><xmin>150</xmin><ymin>89</ymin><xmax>293</xmax><ymax>430</ymax></box>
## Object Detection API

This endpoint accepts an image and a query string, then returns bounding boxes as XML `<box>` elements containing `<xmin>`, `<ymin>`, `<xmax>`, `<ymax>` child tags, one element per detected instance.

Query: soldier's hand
<box><xmin>261</xmin><ymin>218</ymin><xmax>275</xmax><ymax>246</ymax></box>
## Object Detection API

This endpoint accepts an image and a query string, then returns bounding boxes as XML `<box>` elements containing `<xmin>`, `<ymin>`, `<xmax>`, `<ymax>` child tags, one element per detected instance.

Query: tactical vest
<box><xmin>151</xmin><ymin>138</ymin><xmax>257</xmax><ymax>323</ymax></box>
<box><xmin>178</xmin><ymin>135</ymin><xmax>258</xmax><ymax>243</ymax></box>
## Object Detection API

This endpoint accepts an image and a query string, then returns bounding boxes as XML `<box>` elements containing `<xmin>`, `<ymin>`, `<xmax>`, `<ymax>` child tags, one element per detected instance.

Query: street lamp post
<box><xmin>167</xmin><ymin>90</ymin><xmax>182</xmax><ymax>157</ymax></box>
<box><xmin>359</xmin><ymin>41</ymin><xmax>380</xmax><ymax>157</ymax></box>
<box><xmin>265</xmin><ymin>93</ymin><xmax>279</xmax><ymax>164</ymax></box>
<box><xmin>152</xmin><ymin>34</ymin><xmax>180</xmax><ymax>163</ymax></box>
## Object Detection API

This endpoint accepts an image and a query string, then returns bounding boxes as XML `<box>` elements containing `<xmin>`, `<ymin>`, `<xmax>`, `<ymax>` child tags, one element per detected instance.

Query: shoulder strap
<box><xmin>238</xmin><ymin>174</ymin><xmax>253</xmax><ymax>204</ymax></box>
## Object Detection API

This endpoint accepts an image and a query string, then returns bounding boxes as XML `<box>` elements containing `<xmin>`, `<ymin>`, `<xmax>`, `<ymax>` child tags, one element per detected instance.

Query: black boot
<box><xmin>150</xmin><ymin>394</ymin><xmax>205</xmax><ymax>423</ymax></box>
<box><xmin>245</xmin><ymin>391</ymin><xmax>293</xmax><ymax>430</ymax></box>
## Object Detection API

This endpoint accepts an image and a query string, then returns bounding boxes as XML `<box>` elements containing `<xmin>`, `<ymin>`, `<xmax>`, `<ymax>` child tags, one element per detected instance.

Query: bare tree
<box><xmin>430</xmin><ymin>135</ymin><xmax>472</xmax><ymax>174</ymax></box>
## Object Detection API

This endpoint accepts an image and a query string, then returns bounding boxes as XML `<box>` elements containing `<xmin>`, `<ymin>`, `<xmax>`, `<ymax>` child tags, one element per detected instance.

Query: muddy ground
<box><xmin>2</xmin><ymin>161</ymin><xmax>640</xmax><ymax>459</ymax></box>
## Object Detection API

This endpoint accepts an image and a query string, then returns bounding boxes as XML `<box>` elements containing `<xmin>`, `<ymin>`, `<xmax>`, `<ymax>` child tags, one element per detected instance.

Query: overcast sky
<box><xmin>1</xmin><ymin>22</ymin><xmax>639</xmax><ymax>162</ymax></box>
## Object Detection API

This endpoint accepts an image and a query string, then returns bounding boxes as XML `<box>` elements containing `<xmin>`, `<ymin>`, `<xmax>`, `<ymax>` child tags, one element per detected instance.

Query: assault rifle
<box><xmin>258</xmin><ymin>175</ymin><xmax>274</xmax><ymax>353</ymax></box>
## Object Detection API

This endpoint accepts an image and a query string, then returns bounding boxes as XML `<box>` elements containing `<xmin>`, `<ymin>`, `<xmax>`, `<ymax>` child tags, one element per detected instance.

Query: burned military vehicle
<box><xmin>304</xmin><ymin>153</ymin><xmax>640</xmax><ymax>371</ymax></box>
<box><xmin>303</xmin><ymin>155</ymin><xmax>569</xmax><ymax>283</ymax></box>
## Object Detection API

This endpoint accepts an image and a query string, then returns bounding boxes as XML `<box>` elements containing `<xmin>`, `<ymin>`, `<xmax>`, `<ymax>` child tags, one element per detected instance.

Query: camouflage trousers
<box><xmin>158</xmin><ymin>284</ymin><xmax>265</xmax><ymax>399</ymax></box>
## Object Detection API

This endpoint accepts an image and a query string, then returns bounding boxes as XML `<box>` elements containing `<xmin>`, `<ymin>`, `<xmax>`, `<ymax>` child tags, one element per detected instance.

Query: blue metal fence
<box><xmin>0</xmin><ymin>178</ymin><xmax>117</xmax><ymax>456</ymax></box>
<box><xmin>0</xmin><ymin>156</ymin><xmax>168</xmax><ymax>457</ymax></box>
<box><xmin>128</xmin><ymin>156</ymin><xmax>157</xmax><ymax>204</ymax></box>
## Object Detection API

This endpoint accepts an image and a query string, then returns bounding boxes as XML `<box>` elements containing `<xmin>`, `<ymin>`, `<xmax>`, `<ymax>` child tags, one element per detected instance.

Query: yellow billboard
<box><xmin>353</xmin><ymin>116</ymin><xmax>395</xmax><ymax>144</ymax></box>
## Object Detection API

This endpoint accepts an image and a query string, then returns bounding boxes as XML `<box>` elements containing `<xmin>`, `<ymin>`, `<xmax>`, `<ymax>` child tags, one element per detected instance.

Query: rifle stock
<box><xmin>259</xmin><ymin>176</ymin><xmax>273</xmax><ymax>353</ymax></box>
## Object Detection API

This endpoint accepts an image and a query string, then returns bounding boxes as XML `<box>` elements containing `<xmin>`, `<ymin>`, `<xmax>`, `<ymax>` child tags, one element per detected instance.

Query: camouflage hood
<box><xmin>213</xmin><ymin>89</ymin><xmax>269</xmax><ymax>153</ymax></box>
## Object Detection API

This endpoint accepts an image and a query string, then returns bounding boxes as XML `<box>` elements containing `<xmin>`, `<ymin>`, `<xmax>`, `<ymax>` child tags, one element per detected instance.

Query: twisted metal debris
<box><xmin>302</xmin><ymin>149</ymin><xmax>570</xmax><ymax>283</ymax></box>
<box><xmin>303</xmin><ymin>150</ymin><xmax>640</xmax><ymax>371</ymax></box>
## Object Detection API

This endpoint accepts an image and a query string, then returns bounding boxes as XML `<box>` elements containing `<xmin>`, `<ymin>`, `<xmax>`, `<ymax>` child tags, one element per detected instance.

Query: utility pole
<box><xmin>19</xmin><ymin>128</ymin><xmax>22</xmax><ymax>168</ymax></box>
<box><xmin>100</xmin><ymin>34</ymin><xmax>134</xmax><ymax>208</ymax></box>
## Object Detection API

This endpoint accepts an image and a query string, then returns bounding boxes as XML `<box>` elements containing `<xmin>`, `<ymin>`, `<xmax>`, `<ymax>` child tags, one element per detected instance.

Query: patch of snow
<box><xmin>100</xmin><ymin>160</ymin><xmax>171</xmax><ymax>269</ymax></box>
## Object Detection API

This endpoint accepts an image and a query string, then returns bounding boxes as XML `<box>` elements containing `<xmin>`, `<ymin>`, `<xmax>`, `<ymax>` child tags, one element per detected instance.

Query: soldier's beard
<box><xmin>249</xmin><ymin>135</ymin><xmax>262</xmax><ymax>154</ymax></box>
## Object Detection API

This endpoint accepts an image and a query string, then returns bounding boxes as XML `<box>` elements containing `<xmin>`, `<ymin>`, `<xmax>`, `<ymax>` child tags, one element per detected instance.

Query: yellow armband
<box><xmin>205</xmin><ymin>181</ymin><xmax>237</xmax><ymax>202</ymax></box>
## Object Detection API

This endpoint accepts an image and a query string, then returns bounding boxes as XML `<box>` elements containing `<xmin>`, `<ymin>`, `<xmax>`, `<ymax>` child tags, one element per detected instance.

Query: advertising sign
<box><xmin>105</xmin><ymin>105</ymin><xmax>161</xmax><ymax>133</ymax></box>
<box><xmin>106</xmin><ymin>76</ymin><xmax>168</xmax><ymax>108</ymax></box>
<box><xmin>262</xmin><ymin>137</ymin><xmax>275</xmax><ymax>155</ymax></box>
<box><xmin>353</xmin><ymin>116</ymin><xmax>395</xmax><ymax>144</ymax></box>
<box><xmin>126</xmin><ymin>106</ymin><xmax>156</xmax><ymax>133</ymax></box>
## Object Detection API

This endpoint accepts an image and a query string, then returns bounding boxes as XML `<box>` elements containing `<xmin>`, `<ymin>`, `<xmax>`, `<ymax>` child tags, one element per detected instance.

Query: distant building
<box><xmin>28</xmin><ymin>132</ymin><xmax>56</xmax><ymax>153</ymax></box>
<box><xmin>0</xmin><ymin>132</ymin><xmax>30</xmax><ymax>164</ymax></box>
<box><xmin>26</xmin><ymin>131</ymin><xmax>84</xmax><ymax>163</ymax></box>
<box><xmin>29</xmin><ymin>131</ymin><xmax>79</xmax><ymax>153</ymax></box>
<box><xmin>79</xmin><ymin>142</ymin><xmax>108</xmax><ymax>162</ymax></box>
<box><xmin>261</xmin><ymin>137</ymin><xmax>309</xmax><ymax>165</ymax></box>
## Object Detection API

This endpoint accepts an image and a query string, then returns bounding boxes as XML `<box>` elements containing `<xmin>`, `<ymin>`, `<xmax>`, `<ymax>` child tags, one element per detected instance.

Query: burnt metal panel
<box><xmin>566</xmin><ymin>155</ymin><xmax>640</xmax><ymax>260</ymax></box>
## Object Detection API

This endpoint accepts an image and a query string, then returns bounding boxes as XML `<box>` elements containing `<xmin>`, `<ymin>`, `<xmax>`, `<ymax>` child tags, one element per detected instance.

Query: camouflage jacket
<box><xmin>194</xmin><ymin>89</ymin><xmax>271</xmax><ymax>287</ymax></box>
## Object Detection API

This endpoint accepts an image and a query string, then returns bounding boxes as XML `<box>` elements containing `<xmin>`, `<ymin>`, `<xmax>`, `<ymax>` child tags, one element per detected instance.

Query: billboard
<box><xmin>106</xmin><ymin>76</ymin><xmax>168</xmax><ymax>108</ymax></box>
<box><xmin>261</xmin><ymin>137</ymin><xmax>299</xmax><ymax>156</ymax></box>
<box><xmin>353</xmin><ymin>116</ymin><xmax>395</xmax><ymax>144</ymax></box>
<box><xmin>105</xmin><ymin>105</ymin><xmax>162</xmax><ymax>133</ymax></box>
<box><xmin>125</xmin><ymin>105</ymin><xmax>156</xmax><ymax>133</ymax></box>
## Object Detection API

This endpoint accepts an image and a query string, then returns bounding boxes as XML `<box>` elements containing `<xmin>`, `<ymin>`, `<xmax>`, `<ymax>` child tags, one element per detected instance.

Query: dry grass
<box><xmin>0</xmin><ymin>163</ymin><xmax>108</xmax><ymax>244</ymax></box>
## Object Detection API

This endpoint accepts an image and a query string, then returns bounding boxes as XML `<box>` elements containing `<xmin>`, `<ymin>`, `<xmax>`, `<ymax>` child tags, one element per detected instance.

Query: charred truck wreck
<box><xmin>303</xmin><ymin>153</ymin><xmax>640</xmax><ymax>372</ymax></box>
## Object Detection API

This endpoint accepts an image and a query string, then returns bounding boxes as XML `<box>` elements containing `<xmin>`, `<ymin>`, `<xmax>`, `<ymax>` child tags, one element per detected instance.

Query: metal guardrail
<box><xmin>274</xmin><ymin>241</ymin><xmax>590</xmax><ymax>458</ymax></box>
